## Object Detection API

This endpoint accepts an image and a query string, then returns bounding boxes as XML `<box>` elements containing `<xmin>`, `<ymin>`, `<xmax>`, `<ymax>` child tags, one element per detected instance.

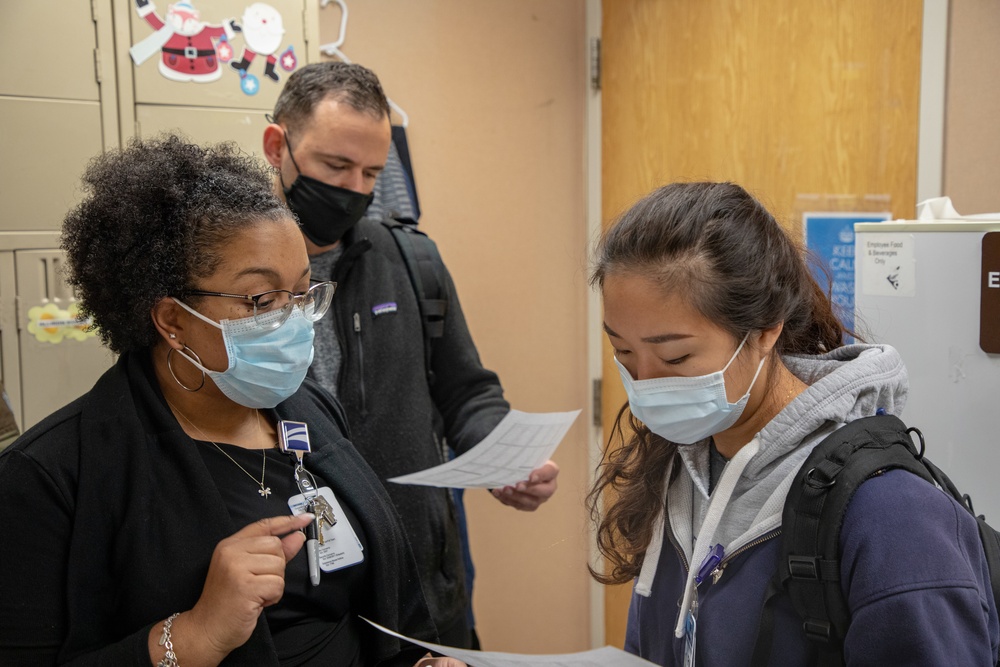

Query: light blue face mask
<box><xmin>173</xmin><ymin>299</ymin><xmax>315</xmax><ymax>409</ymax></box>
<box><xmin>615</xmin><ymin>333</ymin><xmax>766</xmax><ymax>445</ymax></box>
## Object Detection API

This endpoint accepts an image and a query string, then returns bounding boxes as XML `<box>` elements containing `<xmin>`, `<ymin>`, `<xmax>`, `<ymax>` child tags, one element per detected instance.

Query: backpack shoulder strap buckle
<box><xmin>803</xmin><ymin>619</ymin><xmax>834</xmax><ymax>643</ymax></box>
<box><xmin>788</xmin><ymin>555</ymin><xmax>820</xmax><ymax>580</ymax></box>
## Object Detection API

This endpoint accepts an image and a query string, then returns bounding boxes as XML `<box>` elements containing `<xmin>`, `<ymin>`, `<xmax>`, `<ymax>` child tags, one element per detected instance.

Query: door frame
<box><xmin>585</xmin><ymin>0</ymin><xmax>604</xmax><ymax>649</ymax></box>
<box><xmin>919</xmin><ymin>0</ymin><xmax>949</xmax><ymax>203</ymax></box>
<box><xmin>585</xmin><ymin>0</ymin><xmax>950</xmax><ymax>649</ymax></box>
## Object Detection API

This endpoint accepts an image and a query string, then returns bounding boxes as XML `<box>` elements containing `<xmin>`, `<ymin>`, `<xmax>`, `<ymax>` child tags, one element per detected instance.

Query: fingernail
<box><xmin>302</xmin><ymin>512</ymin><xmax>315</xmax><ymax>521</ymax></box>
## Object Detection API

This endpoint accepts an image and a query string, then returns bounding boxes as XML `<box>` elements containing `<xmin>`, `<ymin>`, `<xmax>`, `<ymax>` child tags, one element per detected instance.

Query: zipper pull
<box><xmin>711</xmin><ymin>562</ymin><xmax>726</xmax><ymax>585</ymax></box>
<box><xmin>695</xmin><ymin>544</ymin><xmax>724</xmax><ymax>585</ymax></box>
<box><xmin>353</xmin><ymin>312</ymin><xmax>361</xmax><ymax>333</ymax></box>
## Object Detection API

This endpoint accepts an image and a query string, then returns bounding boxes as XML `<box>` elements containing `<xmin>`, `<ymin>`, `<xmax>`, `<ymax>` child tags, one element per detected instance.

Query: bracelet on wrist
<box><xmin>156</xmin><ymin>613</ymin><xmax>180</xmax><ymax>667</ymax></box>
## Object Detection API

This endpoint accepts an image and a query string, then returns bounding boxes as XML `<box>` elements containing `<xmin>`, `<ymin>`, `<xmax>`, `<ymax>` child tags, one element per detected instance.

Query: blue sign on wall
<box><xmin>803</xmin><ymin>212</ymin><xmax>891</xmax><ymax>340</ymax></box>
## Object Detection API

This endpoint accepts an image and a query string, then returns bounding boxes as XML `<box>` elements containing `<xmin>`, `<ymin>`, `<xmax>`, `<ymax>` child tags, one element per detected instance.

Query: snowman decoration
<box><xmin>230</xmin><ymin>2</ymin><xmax>292</xmax><ymax>94</ymax></box>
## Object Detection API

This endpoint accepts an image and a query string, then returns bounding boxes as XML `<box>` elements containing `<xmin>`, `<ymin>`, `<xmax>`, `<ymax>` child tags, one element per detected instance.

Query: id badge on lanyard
<box><xmin>683</xmin><ymin>542</ymin><xmax>723</xmax><ymax>667</ymax></box>
<box><xmin>682</xmin><ymin>597</ymin><xmax>698</xmax><ymax>667</ymax></box>
<box><xmin>288</xmin><ymin>485</ymin><xmax>364</xmax><ymax>572</ymax></box>
<box><xmin>278</xmin><ymin>420</ymin><xmax>365</xmax><ymax>583</ymax></box>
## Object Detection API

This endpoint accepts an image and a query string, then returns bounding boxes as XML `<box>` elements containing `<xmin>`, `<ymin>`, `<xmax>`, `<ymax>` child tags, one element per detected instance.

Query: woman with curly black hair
<box><xmin>0</xmin><ymin>135</ymin><xmax>459</xmax><ymax>667</ymax></box>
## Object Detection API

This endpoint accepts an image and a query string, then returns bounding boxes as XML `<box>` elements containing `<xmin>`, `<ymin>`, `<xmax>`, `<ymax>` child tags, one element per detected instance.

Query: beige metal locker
<box><xmin>127</xmin><ymin>0</ymin><xmax>313</xmax><ymax>111</ymax></box>
<box><xmin>0</xmin><ymin>0</ymin><xmax>322</xmax><ymax>445</ymax></box>
<box><xmin>117</xmin><ymin>0</ymin><xmax>320</xmax><ymax>157</ymax></box>
<box><xmin>0</xmin><ymin>3</ymin><xmax>102</xmax><ymax>101</ymax></box>
<box><xmin>0</xmin><ymin>98</ymin><xmax>106</xmax><ymax>232</ymax></box>
<box><xmin>0</xmin><ymin>1</ymin><xmax>119</xmax><ymax>444</ymax></box>
<box><xmin>118</xmin><ymin>0</ymin><xmax>320</xmax><ymax>155</ymax></box>
<box><xmin>0</xmin><ymin>243</ymin><xmax>115</xmax><ymax>444</ymax></box>
<box><xmin>13</xmin><ymin>249</ymin><xmax>114</xmax><ymax>430</ymax></box>
<box><xmin>0</xmin><ymin>0</ymin><xmax>119</xmax><ymax>148</ymax></box>
<box><xmin>136</xmin><ymin>104</ymin><xmax>271</xmax><ymax>158</ymax></box>
<box><xmin>0</xmin><ymin>0</ymin><xmax>117</xmax><ymax>233</ymax></box>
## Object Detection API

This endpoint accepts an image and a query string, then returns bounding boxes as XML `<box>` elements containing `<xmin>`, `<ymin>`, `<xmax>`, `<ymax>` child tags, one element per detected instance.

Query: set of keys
<box><xmin>310</xmin><ymin>495</ymin><xmax>337</xmax><ymax>544</ymax></box>
<box><xmin>278</xmin><ymin>420</ymin><xmax>366</xmax><ymax>581</ymax></box>
<box><xmin>279</xmin><ymin>420</ymin><xmax>331</xmax><ymax>585</ymax></box>
<box><xmin>297</xmin><ymin>473</ymin><xmax>338</xmax><ymax>544</ymax></box>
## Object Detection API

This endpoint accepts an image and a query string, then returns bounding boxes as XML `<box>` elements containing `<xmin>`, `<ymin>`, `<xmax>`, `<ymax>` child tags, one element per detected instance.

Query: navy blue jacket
<box><xmin>626</xmin><ymin>469</ymin><xmax>1000</xmax><ymax>666</ymax></box>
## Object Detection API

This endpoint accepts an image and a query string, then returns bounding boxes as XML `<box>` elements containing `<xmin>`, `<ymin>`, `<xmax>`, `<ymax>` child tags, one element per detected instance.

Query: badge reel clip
<box><xmin>279</xmin><ymin>420</ymin><xmax>323</xmax><ymax>585</ymax></box>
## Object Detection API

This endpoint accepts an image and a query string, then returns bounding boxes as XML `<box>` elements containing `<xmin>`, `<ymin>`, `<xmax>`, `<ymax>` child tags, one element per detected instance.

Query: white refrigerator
<box><xmin>854</xmin><ymin>219</ymin><xmax>1000</xmax><ymax>523</ymax></box>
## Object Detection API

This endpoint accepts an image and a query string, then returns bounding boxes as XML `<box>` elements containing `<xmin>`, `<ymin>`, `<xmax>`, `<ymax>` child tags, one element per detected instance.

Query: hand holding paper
<box><xmin>388</xmin><ymin>409</ymin><xmax>580</xmax><ymax>490</ymax></box>
<box><xmin>491</xmin><ymin>459</ymin><xmax>559</xmax><ymax>511</ymax></box>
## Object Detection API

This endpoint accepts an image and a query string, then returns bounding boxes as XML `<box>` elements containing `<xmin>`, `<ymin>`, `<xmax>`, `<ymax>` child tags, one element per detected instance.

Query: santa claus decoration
<box><xmin>129</xmin><ymin>0</ymin><xmax>240</xmax><ymax>83</ymax></box>
<box><xmin>230</xmin><ymin>3</ymin><xmax>287</xmax><ymax>83</ymax></box>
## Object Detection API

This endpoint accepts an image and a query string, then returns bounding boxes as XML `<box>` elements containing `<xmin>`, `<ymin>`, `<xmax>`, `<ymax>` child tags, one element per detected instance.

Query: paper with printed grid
<box><xmin>362</xmin><ymin>617</ymin><xmax>657</xmax><ymax>666</ymax></box>
<box><xmin>387</xmin><ymin>409</ymin><xmax>580</xmax><ymax>489</ymax></box>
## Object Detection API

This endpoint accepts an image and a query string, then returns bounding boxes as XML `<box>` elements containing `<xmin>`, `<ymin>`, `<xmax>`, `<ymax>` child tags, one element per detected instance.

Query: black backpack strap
<box><xmin>749</xmin><ymin>574</ymin><xmax>783</xmax><ymax>667</ymax></box>
<box><xmin>765</xmin><ymin>415</ymin><xmax>935</xmax><ymax>664</ymax></box>
<box><xmin>751</xmin><ymin>570</ymin><xmax>845</xmax><ymax>667</ymax></box>
<box><xmin>976</xmin><ymin>515</ymin><xmax>1000</xmax><ymax>612</ymax></box>
<box><xmin>382</xmin><ymin>219</ymin><xmax>449</xmax><ymax>385</ymax></box>
<box><xmin>753</xmin><ymin>415</ymin><xmax>1000</xmax><ymax>666</ymax></box>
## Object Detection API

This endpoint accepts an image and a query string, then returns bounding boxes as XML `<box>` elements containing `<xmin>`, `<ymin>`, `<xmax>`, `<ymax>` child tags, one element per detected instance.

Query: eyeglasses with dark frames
<box><xmin>182</xmin><ymin>281</ymin><xmax>336</xmax><ymax>330</ymax></box>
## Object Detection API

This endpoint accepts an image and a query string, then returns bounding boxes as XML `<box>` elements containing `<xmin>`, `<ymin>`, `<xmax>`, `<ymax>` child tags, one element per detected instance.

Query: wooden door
<box><xmin>600</xmin><ymin>0</ymin><xmax>923</xmax><ymax>646</ymax></box>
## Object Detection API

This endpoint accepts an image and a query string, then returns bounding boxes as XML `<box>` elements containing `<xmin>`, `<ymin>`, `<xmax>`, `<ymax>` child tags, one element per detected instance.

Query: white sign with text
<box><xmin>859</xmin><ymin>232</ymin><xmax>916</xmax><ymax>297</ymax></box>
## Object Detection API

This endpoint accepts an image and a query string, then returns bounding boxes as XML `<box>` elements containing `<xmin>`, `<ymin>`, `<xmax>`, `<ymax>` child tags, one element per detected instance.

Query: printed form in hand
<box><xmin>387</xmin><ymin>409</ymin><xmax>580</xmax><ymax>489</ymax></box>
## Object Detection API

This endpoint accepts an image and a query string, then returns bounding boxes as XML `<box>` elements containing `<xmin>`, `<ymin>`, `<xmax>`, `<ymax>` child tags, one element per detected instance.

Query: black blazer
<box><xmin>0</xmin><ymin>351</ymin><xmax>436</xmax><ymax>665</ymax></box>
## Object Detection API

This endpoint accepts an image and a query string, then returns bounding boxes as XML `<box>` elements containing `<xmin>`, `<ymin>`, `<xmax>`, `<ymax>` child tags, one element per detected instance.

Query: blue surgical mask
<box><xmin>173</xmin><ymin>299</ymin><xmax>315</xmax><ymax>409</ymax></box>
<box><xmin>615</xmin><ymin>334</ymin><xmax>766</xmax><ymax>445</ymax></box>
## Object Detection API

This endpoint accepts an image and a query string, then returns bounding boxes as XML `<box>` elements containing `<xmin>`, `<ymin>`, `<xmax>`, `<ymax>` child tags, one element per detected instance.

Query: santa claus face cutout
<box><xmin>129</xmin><ymin>0</ymin><xmax>239</xmax><ymax>84</ymax></box>
<box><xmin>167</xmin><ymin>3</ymin><xmax>202</xmax><ymax>36</ymax></box>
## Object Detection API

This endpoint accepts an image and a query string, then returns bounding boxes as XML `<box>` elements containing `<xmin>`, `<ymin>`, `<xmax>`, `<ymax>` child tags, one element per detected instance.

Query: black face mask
<box><xmin>280</xmin><ymin>132</ymin><xmax>374</xmax><ymax>246</ymax></box>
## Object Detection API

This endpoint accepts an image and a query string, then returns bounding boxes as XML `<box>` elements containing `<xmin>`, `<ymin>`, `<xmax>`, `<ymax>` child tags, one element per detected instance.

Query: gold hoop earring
<box><xmin>167</xmin><ymin>345</ymin><xmax>206</xmax><ymax>392</ymax></box>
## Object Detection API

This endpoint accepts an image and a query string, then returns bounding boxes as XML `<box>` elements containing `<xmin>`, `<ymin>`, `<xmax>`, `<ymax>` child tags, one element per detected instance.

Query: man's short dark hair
<box><xmin>272</xmin><ymin>61</ymin><xmax>390</xmax><ymax>133</ymax></box>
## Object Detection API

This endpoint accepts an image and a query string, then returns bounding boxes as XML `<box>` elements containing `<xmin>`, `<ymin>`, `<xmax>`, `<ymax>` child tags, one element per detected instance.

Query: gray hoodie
<box><xmin>637</xmin><ymin>343</ymin><xmax>908</xmax><ymax>594</ymax></box>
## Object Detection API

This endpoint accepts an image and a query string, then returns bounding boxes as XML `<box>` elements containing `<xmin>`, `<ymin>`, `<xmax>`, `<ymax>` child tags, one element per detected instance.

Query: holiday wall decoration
<box><xmin>129</xmin><ymin>0</ymin><xmax>241</xmax><ymax>83</ymax></box>
<box><xmin>217</xmin><ymin>34</ymin><xmax>235</xmax><ymax>63</ymax></box>
<box><xmin>280</xmin><ymin>45</ymin><xmax>297</xmax><ymax>71</ymax></box>
<box><xmin>129</xmin><ymin>0</ymin><xmax>299</xmax><ymax>95</ymax></box>
<box><xmin>230</xmin><ymin>2</ymin><xmax>296</xmax><ymax>94</ymax></box>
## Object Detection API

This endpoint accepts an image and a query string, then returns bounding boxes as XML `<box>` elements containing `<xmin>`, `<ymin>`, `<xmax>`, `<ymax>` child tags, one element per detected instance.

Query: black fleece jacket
<box><xmin>316</xmin><ymin>218</ymin><xmax>510</xmax><ymax>635</ymax></box>
<box><xmin>0</xmin><ymin>352</ymin><xmax>436</xmax><ymax>665</ymax></box>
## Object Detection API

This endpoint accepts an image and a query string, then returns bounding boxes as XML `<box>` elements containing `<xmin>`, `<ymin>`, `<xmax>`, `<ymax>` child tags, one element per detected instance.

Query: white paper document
<box><xmin>387</xmin><ymin>409</ymin><xmax>581</xmax><ymax>489</ymax></box>
<box><xmin>362</xmin><ymin>618</ymin><xmax>657</xmax><ymax>667</ymax></box>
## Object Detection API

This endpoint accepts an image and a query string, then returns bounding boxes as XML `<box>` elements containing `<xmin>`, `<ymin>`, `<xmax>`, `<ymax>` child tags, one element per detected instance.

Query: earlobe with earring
<box><xmin>167</xmin><ymin>344</ymin><xmax>206</xmax><ymax>392</ymax></box>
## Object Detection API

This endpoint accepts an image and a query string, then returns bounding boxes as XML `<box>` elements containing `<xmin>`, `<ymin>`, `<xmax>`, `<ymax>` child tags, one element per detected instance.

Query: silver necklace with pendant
<box><xmin>210</xmin><ymin>441</ymin><xmax>271</xmax><ymax>498</ymax></box>
<box><xmin>169</xmin><ymin>400</ymin><xmax>273</xmax><ymax>499</ymax></box>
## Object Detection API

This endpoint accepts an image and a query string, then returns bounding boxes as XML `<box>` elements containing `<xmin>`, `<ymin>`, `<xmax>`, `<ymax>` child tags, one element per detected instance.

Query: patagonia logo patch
<box><xmin>372</xmin><ymin>302</ymin><xmax>398</xmax><ymax>317</ymax></box>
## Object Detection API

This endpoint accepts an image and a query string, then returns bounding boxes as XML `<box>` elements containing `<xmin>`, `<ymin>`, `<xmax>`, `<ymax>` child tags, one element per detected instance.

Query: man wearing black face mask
<box><xmin>276</xmin><ymin>128</ymin><xmax>375</xmax><ymax>245</ymax></box>
<box><xmin>262</xmin><ymin>62</ymin><xmax>561</xmax><ymax>649</ymax></box>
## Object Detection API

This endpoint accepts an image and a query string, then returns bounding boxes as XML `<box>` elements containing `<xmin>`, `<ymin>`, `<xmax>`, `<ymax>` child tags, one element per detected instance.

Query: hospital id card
<box><xmin>288</xmin><ymin>486</ymin><xmax>364</xmax><ymax>572</ymax></box>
